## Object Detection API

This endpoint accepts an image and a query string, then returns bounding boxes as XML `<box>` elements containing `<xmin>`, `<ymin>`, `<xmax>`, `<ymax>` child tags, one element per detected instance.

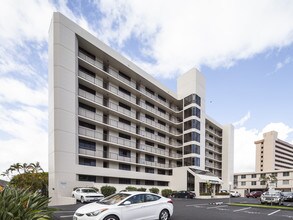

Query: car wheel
<box><xmin>103</xmin><ymin>215</ymin><xmax>119</xmax><ymax>220</ymax></box>
<box><xmin>159</xmin><ymin>209</ymin><xmax>169</xmax><ymax>220</ymax></box>
<box><xmin>80</xmin><ymin>196</ymin><xmax>85</xmax><ymax>203</ymax></box>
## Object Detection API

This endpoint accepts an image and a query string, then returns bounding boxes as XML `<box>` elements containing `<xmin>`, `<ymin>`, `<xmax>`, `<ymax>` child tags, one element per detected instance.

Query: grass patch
<box><xmin>229</xmin><ymin>203</ymin><xmax>293</xmax><ymax>211</ymax></box>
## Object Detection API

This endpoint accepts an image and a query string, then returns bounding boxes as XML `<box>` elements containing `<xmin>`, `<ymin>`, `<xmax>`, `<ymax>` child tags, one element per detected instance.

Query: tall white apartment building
<box><xmin>256</xmin><ymin>131</ymin><xmax>293</xmax><ymax>172</ymax></box>
<box><xmin>49</xmin><ymin>12</ymin><xmax>234</xmax><ymax>205</ymax></box>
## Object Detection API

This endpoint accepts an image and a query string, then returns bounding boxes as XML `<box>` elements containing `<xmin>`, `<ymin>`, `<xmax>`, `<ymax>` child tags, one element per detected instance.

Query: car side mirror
<box><xmin>123</xmin><ymin>201</ymin><xmax>131</xmax><ymax>206</ymax></box>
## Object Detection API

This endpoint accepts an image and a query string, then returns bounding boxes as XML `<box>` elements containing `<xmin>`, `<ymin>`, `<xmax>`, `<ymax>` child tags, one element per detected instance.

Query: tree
<box><xmin>1</xmin><ymin>162</ymin><xmax>48</xmax><ymax>196</ymax></box>
<box><xmin>259</xmin><ymin>174</ymin><xmax>278</xmax><ymax>190</ymax></box>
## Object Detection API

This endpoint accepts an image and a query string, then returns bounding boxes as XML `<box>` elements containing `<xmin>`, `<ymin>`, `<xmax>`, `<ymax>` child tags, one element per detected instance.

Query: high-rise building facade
<box><xmin>49</xmin><ymin>12</ymin><xmax>234</xmax><ymax>205</ymax></box>
<box><xmin>256</xmin><ymin>131</ymin><xmax>293</xmax><ymax>172</ymax></box>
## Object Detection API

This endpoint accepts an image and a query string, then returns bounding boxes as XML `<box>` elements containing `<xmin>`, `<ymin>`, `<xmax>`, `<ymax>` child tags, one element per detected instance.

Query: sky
<box><xmin>0</xmin><ymin>0</ymin><xmax>293</xmax><ymax>176</ymax></box>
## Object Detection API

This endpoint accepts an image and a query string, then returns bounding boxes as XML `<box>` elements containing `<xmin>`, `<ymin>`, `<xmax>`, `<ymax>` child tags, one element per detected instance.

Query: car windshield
<box><xmin>81</xmin><ymin>189</ymin><xmax>97</xmax><ymax>193</ymax></box>
<box><xmin>98</xmin><ymin>193</ymin><xmax>130</xmax><ymax>205</ymax></box>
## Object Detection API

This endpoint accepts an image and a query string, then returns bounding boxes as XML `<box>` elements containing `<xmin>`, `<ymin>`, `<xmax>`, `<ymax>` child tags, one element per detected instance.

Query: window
<box><xmin>119</xmin><ymin>102</ymin><xmax>131</xmax><ymax>111</ymax></box>
<box><xmin>127</xmin><ymin>194</ymin><xmax>145</xmax><ymax>204</ymax></box>
<box><xmin>158</xmin><ymin>157</ymin><xmax>165</xmax><ymax>164</ymax></box>
<box><xmin>79</xmin><ymin>121</ymin><xmax>95</xmax><ymax>130</ymax></box>
<box><xmin>79</xmin><ymin>65</ymin><xmax>95</xmax><ymax>77</ymax></box>
<box><xmin>79</xmin><ymin>84</ymin><xmax>95</xmax><ymax>95</ymax></box>
<box><xmin>79</xmin><ymin>47</ymin><xmax>95</xmax><ymax>60</ymax></box>
<box><xmin>184</xmin><ymin>107</ymin><xmax>201</xmax><ymax>118</ymax></box>
<box><xmin>119</xmin><ymin>148</ymin><xmax>131</xmax><ymax>157</ymax></box>
<box><xmin>119</xmin><ymin>163</ymin><xmax>131</xmax><ymax>171</ymax></box>
<box><xmin>241</xmin><ymin>175</ymin><xmax>246</xmax><ymax>179</ymax></box>
<box><xmin>119</xmin><ymin>133</ymin><xmax>131</xmax><ymax>140</ymax></box>
<box><xmin>79</xmin><ymin>102</ymin><xmax>95</xmax><ymax>112</ymax></box>
<box><xmin>119</xmin><ymin>87</ymin><xmax>131</xmax><ymax>96</ymax></box>
<box><xmin>241</xmin><ymin>182</ymin><xmax>246</xmax><ymax>186</ymax></box>
<box><xmin>260</xmin><ymin>181</ymin><xmax>266</xmax><ymax>185</ymax></box>
<box><xmin>145</xmin><ymin>101</ymin><xmax>154</xmax><ymax>108</ymax></box>
<box><xmin>119</xmin><ymin>117</ymin><xmax>131</xmax><ymax>125</ymax></box>
<box><xmin>79</xmin><ymin>157</ymin><xmax>96</xmax><ymax>166</ymax></box>
<box><xmin>145</xmin><ymin>155</ymin><xmax>154</xmax><ymax>162</ymax></box>
<box><xmin>145</xmin><ymin>180</ymin><xmax>154</xmax><ymax>185</ymax></box>
<box><xmin>158</xmin><ymin>107</ymin><xmax>166</xmax><ymax>114</ymax></box>
<box><xmin>158</xmin><ymin>181</ymin><xmax>168</xmax><ymax>186</ymax></box>
<box><xmin>283</xmin><ymin>180</ymin><xmax>289</xmax><ymax>185</ymax></box>
<box><xmin>184</xmin><ymin>94</ymin><xmax>201</xmax><ymax>107</ymax></box>
<box><xmin>145</xmin><ymin>141</ymin><xmax>154</xmax><ymax>146</ymax></box>
<box><xmin>184</xmin><ymin>119</ymin><xmax>200</xmax><ymax>131</ymax></box>
<box><xmin>283</xmin><ymin>172</ymin><xmax>290</xmax><ymax>176</ymax></box>
<box><xmin>119</xmin><ymin>178</ymin><xmax>131</xmax><ymax>184</ymax></box>
<box><xmin>158</xmin><ymin>145</ymin><xmax>166</xmax><ymax>150</ymax></box>
<box><xmin>158</xmin><ymin>169</ymin><xmax>165</xmax><ymax>175</ymax></box>
<box><xmin>145</xmin><ymin>194</ymin><xmax>160</xmax><ymax>202</ymax></box>
<box><xmin>145</xmin><ymin>167</ymin><xmax>155</xmax><ymax>173</ymax></box>
<box><xmin>158</xmin><ymin>95</ymin><xmax>166</xmax><ymax>102</ymax></box>
<box><xmin>158</xmin><ymin>132</ymin><xmax>166</xmax><ymax>138</ymax></box>
<box><xmin>145</xmin><ymin>127</ymin><xmax>154</xmax><ymax>134</ymax></box>
<box><xmin>119</xmin><ymin>71</ymin><xmax>131</xmax><ymax>81</ymax></box>
<box><xmin>184</xmin><ymin>157</ymin><xmax>200</xmax><ymax>166</ymax></box>
<box><xmin>184</xmin><ymin>132</ymin><xmax>200</xmax><ymax>143</ymax></box>
<box><xmin>145</xmin><ymin>87</ymin><xmax>155</xmax><ymax>95</ymax></box>
<box><xmin>145</xmin><ymin>114</ymin><xmax>154</xmax><ymax>121</ymax></box>
<box><xmin>79</xmin><ymin>139</ymin><xmax>96</xmax><ymax>151</ymax></box>
<box><xmin>79</xmin><ymin>175</ymin><xmax>96</xmax><ymax>182</ymax></box>
<box><xmin>251</xmin><ymin>174</ymin><xmax>257</xmax><ymax>178</ymax></box>
<box><xmin>158</xmin><ymin>120</ymin><xmax>166</xmax><ymax>126</ymax></box>
<box><xmin>184</xmin><ymin>144</ymin><xmax>200</xmax><ymax>154</ymax></box>
<box><xmin>251</xmin><ymin>181</ymin><xmax>256</xmax><ymax>186</ymax></box>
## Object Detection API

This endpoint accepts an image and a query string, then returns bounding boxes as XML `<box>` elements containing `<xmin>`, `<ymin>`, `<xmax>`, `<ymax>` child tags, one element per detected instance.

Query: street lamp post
<box><xmin>228</xmin><ymin>182</ymin><xmax>232</xmax><ymax>204</ymax></box>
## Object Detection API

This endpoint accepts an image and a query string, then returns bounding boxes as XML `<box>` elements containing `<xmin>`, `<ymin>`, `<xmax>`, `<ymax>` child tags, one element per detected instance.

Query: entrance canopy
<box><xmin>188</xmin><ymin>168</ymin><xmax>223</xmax><ymax>184</ymax></box>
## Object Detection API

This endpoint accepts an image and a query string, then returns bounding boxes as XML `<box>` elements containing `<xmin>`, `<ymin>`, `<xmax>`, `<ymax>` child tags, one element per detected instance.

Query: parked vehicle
<box><xmin>73</xmin><ymin>191</ymin><xmax>173</xmax><ymax>220</ymax></box>
<box><xmin>283</xmin><ymin>192</ymin><xmax>293</xmax><ymax>202</ymax></box>
<box><xmin>72</xmin><ymin>188</ymin><xmax>104</xmax><ymax>203</ymax></box>
<box><xmin>246</xmin><ymin>191</ymin><xmax>263</xmax><ymax>198</ymax></box>
<box><xmin>260</xmin><ymin>191</ymin><xmax>284</xmax><ymax>205</ymax></box>
<box><xmin>230</xmin><ymin>191</ymin><xmax>241</xmax><ymax>197</ymax></box>
<box><xmin>172</xmin><ymin>191</ymin><xmax>196</xmax><ymax>199</ymax></box>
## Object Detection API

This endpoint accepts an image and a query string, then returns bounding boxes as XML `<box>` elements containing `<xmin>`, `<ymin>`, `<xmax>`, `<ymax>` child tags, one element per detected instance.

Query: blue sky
<box><xmin>0</xmin><ymin>0</ymin><xmax>293</xmax><ymax>175</ymax></box>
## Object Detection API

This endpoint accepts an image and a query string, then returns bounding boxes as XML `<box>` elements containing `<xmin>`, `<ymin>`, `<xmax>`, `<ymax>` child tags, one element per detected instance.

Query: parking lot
<box><xmin>52</xmin><ymin>197</ymin><xmax>293</xmax><ymax>220</ymax></box>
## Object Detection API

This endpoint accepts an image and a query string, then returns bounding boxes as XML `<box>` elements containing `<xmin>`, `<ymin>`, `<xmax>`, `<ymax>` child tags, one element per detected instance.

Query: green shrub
<box><xmin>149</xmin><ymin>187</ymin><xmax>159</xmax><ymax>194</ymax></box>
<box><xmin>101</xmin><ymin>185</ymin><xmax>116</xmax><ymax>197</ymax></box>
<box><xmin>216</xmin><ymin>192</ymin><xmax>229</xmax><ymax>196</ymax></box>
<box><xmin>0</xmin><ymin>187</ymin><xmax>53</xmax><ymax>220</ymax></box>
<box><xmin>161</xmin><ymin>189</ymin><xmax>173</xmax><ymax>197</ymax></box>
<box><xmin>125</xmin><ymin>186</ymin><xmax>137</xmax><ymax>191</ymax></box>
<box><xmin>137</xmin><ymin>187</ymin><xmax>146</xmax><ymax>192</ymax></box>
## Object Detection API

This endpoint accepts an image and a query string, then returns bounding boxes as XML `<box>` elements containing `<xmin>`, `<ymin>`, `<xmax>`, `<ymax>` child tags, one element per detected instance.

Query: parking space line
<box><xmin>207</xmin><ymin>205</ymin><xmax>228</xmax><ymax>209</ymax></box>
<box><xmin>233</xmin><ymin>207</ymin><xmax>251</xmax><ymax>212</ymax></box>
<box><xmin>60</xmin><ymin>215</ymin><xmax>73</xmax><ymax>218</ymax></box>
<box><xmin>186</xmin><ymin>203</ymin><xmax>210</xmax><ymax>206</ymax></box>
<box><xmin>268</xmin><ymin>209</ymin><xmax>280</xmax><ymax>216</ymax></box>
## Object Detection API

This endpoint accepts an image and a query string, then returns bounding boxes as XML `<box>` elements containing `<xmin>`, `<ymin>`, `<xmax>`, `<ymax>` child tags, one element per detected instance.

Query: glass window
<box><xmin>184</xmin><ymin>157</ymin><xmax>200</xmax><ymax>166</ymax></box>
<box><xmin>127</xmin><ymin>194</ymin><xmax>145</xmax><ymax>204</ymax></box>
<box><xmin>145</xmin><ymin>167</ymin><xmax>154</xmax><ymax>173</ymax></box>
<box><xmin>251</xmin><ymin>181</ymin><xmax>256</xmax><ymax>185</ymax></box>
<box><xmin>119</xmin><ymin>71</ymin><xmax>131</xmax><ymax>81</ymax></box>
<box><xmin>184</xmin><ymin>144</ymin><xmax>200</xmax><ymax>154</ymax></box>
<box><xmin>119</xmin><ymin>148</ymin><xmax>131</xmax><ymax>157</ymax></box>
<box><xmin>283</xmin><ymin>180</ymin><xmax>289</xmax><ymax>185</ymax></box>
<box><xmin>119</xmin><ymin>133</ymin><xmax>131</xmax><ymax>140</ymax></box>
<box><xmin>184</xmin><ymin>132</ymin><xmax>200</xmax><ymax>143</ymax></box>
<box><xmin>283</xmin><ymin>172</ymin><xmax>289</xmax><ymax>176</ymax></box>
<box><xmin>119</xmin><ymin>163</ymin><xmax>131</xmax><ymax>171</ymax></box>
<box><xmin>119</xmin><ymin>86</ymin><xmax>131</xmax><ymax>96</ymax></box>
<box><xmin>251</xmin><ymin>174</ymin><xmax>257</xmax><ymax>178</ymax></box>
<box><xmin>79</xmin><ymin>102</ymin><xmax>95</xmax><ymax>112</ymax></box>
<box><xmin>145</xmin><ymin>194</ymin><xmax>160</xmax><ymax>202</ymax></box>
<box><xmin>79</xmin><ymin>139</ymin><xmax>96</xmax><ymax>151</ymax></box>
<box><xmin>184</xmin><ymin>94</ymin><xmax>201</xmax><ymax>107</ymax></box>
<box><xmin>145</xmin><ymin>155</ymin><xmax>154</xmax><ymax>162</ymax></box>
<box><xmin>184</xmin><ymin>119</ymin><xmax>200</xmax><ymax>131</ymax></box>
<box><xmin>241</xmin><ymin>175</ymin><xmax>246</xmax><ymax>179</ymax></box>
<box><xmin>78</xmin><ymin>174</ymin><xmax>96</xmax><ymax>182</ymax></box>
<box><xmin>184</xmin><ymin>107</ymin><xmax>201</xmax><ymax>119</ymax></box>
<box><xmin>79</xmin><ymin>157</ymin><xmax>96</xmax><ymax>166</ymax></box>
<box><xmin>241</xmin><ymin>182</ymin><xmax>246</xmax><ymax>186</ymax></box>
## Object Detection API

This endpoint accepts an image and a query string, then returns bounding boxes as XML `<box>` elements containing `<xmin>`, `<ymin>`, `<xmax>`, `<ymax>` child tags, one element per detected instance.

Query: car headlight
<box><xmin>86</xmin><ymin>208</ymin><xmax>108</xmax><ymax>217</ymax></box>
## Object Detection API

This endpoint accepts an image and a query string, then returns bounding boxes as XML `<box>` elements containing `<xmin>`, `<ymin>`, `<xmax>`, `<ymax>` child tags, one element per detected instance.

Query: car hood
<box><xmin>75</xmin><ymin>202</ymin><xmax>110</xmax><ymax>214</ymax></box>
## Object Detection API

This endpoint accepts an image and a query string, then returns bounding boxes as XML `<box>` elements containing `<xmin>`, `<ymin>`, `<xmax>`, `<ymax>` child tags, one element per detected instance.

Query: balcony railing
<box><xmin>79</xmin><ymin>126</ymin><xmax>136</xmax><ymax>148</ymax></box>
<box><xmin>78</xmin><ymin>51</ymin><xmax>104</xmax><ymax>70</ymax></box>
<box><xmin>108</xmin><ymin>85</ymin><xmax>136</xmax><ymax>104</ymax></box>
<box><xmin>78</xmin><ymin>70</ymin><xmax>103</xmax><ymax>87</ymax></box>
<box><xmin>78</xmin><ymin>89</ymin><xmax>103</xmax><ymax>105</ymax></box>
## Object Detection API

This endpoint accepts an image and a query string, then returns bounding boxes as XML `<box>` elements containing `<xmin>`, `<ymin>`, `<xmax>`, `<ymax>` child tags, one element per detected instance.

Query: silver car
<box><xmin>260</xmin><ymin>191</ymin><xmax>284</xmax><ymax>205</ymax></box>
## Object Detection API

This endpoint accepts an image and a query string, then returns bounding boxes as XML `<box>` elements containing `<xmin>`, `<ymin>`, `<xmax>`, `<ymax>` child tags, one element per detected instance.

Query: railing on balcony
<box><xmin>78</xmin><ymin>89</ymin><xmax>103</xmax><ymax>105</ymax></box>
<box><xmin>78</xmin><ymin>51</ymin><xmax>104</xmax><ymax>70</ymax></box>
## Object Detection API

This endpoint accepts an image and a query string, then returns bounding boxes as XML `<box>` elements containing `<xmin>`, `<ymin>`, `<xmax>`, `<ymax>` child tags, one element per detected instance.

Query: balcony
<box><xmin>140</xmin><ymin>101</ymin><xmax>169</xmax><ymax>120</ymax></box>
<box><xmin>108</xmin><ymin>85</ymin><xmax>136</xmax><ymax>104</ymax></box>
<box><xmin>78</xmin><ymin>70</ymin><xmax>103</xmax><ymax>88</ymax></box>
<box><xmin>79</xmin><ymin>126</ymin><xmax>136</xmax><ymax>148</ymax></box>
<box><xmin>78</xmin><ymin>89</ymin><xmax>103</xmax><ymax>105</ymax></box>
<box><xmin>108</xmin><ymin>102</ymin><xmax>136</xmax><ymax>119</ymax></box>
<box><xmin>78</xmin><ymin>51</ymin><xmax>104</xmax><ymax>70</ymax></box>
<box><xmin>138</xmin><ymin>130</ymin><xmax>169</xmax><ymax>144</ymax></box>
<box><xmin>108</xmin><ymin>67</ymin><xmax>136</xmax><ymax>89</ymax></box>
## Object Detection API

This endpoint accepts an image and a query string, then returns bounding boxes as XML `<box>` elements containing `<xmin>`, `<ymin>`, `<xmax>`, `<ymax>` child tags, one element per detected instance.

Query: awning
<box><xmin>195</xmin><ymin>174</ymin><xmax>223</xmax><ymax>184</ymax></box>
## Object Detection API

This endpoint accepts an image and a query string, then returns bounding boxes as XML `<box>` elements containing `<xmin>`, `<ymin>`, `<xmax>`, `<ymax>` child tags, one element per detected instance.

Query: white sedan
<box><xmin>72</xmin><ymin>188</ymin><xmax>104</xmax><ymax>203</ymax></box>
<box><xmin>73</xmin><ymin>191</ymin><xmax>173</xmax><ymax>220</ymax></box>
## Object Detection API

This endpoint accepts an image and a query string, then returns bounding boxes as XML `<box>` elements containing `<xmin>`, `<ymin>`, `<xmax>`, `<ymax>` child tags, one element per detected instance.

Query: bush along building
<box><xmin>49</xmin><ymin>12</ymin><xmax>234</xmax><ymax>205</ymax></box>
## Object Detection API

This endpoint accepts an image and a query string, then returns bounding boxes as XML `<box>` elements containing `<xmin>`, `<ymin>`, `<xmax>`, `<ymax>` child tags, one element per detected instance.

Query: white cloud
<box><xmin>275</xmin><ymin>56</ymin><xmax>293</xmax><ymax>71</ymax></box>
<box><xmin>95</xmin><ymin>0</ymin><xmax>293</xmax><ymax>78</ymax></box>
<box><xmin>234</xmin><ymin>122</ymin><xmax>293</xmax><ymax>172</ymax></box>
<box><xmin>233</xmin><ymin>111</ymin><xmax>251</xmax><ymax>127</ymax></box>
